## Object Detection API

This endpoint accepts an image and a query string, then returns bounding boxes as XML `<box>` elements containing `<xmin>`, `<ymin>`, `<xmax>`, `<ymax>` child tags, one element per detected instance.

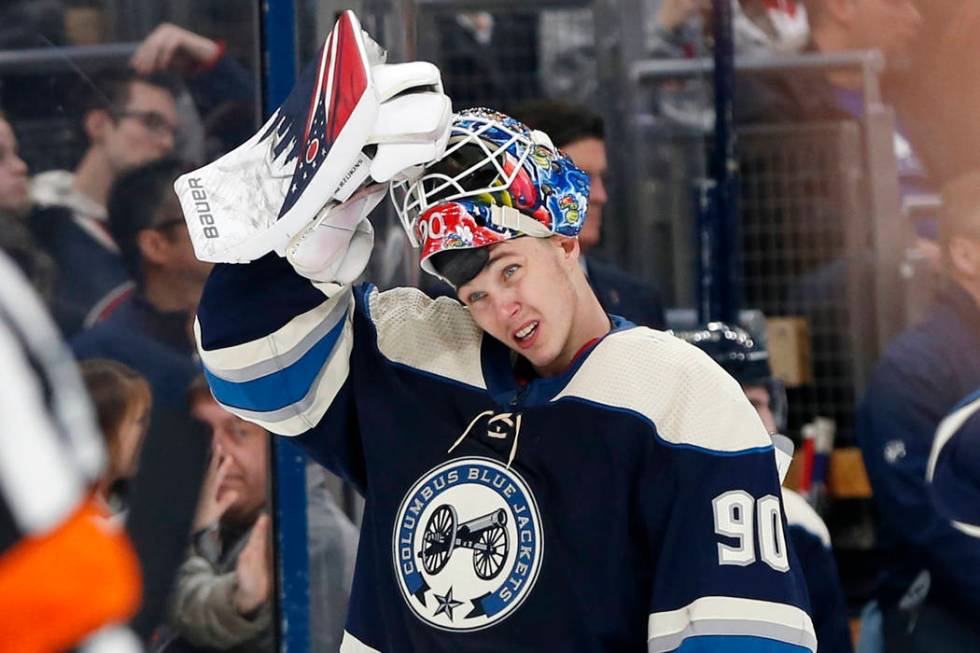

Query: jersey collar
<box><xmin>480</xmin><ymin>314</ymin><xmax>635</xmax><ymax>407</ymax></box>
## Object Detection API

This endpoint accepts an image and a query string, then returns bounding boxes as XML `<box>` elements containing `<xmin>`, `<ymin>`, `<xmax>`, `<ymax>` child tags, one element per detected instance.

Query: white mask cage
<box><xmin>389</xmin><ymin>110</ymin><xmax>555</xmax><ymax>247</ymax></box>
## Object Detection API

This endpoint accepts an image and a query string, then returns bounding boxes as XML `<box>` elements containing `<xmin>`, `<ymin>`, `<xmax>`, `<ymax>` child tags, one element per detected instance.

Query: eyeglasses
<box><xmin>113</xmin><ymin>110</ymin><xmax>177</xmax><ymax>137</ymax></box>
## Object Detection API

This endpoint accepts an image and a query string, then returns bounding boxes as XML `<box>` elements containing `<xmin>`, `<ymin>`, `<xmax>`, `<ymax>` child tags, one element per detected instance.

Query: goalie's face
<box><xmin>459</xmin><ymin>236</ymin><xmax>582</xmax><ymax>377</ymax></box>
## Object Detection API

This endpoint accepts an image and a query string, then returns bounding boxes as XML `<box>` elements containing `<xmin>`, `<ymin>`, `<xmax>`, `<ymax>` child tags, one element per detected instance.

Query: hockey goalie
<box><xmin>175</xmin><ymin>10</ymin><xmax>816</xmax><ymax>652</ymax></box>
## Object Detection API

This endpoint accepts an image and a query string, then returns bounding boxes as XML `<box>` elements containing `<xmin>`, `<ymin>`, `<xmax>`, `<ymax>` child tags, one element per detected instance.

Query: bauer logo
<box><xmin>392</xmin><ymin>457</ymin><xmax>543</xmax><ymax>632</ymax></box>
<box><xmin>187</xmin><ymin>177</ymin><xmax>219</xmax><ymax>239</ymax></box>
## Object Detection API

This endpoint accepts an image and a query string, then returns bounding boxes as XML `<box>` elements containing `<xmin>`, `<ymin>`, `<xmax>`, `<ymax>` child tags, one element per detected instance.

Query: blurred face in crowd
<box><xmin>744</xmin><ymin>384</ymin><xmax>777</xmax><ymax>434</ymax></box>
<box><xmin>89</xmin><ymin>81</ymin><xmax>177</xmax><ymax>174</ymax></box>
<box><xmin>834</xmin><ymin>0</ymin><xmax>923</xmax><ymax>60</ymax></box>
<box><xmin>459</xmin><ymin>236</ymin><xmax>585</xmax><ymax>377</ymax></box>
<box><xmin>140</xmin><ymin>192</ymin><xmax>213</xmax><ymax>284</ymax></box>
<box><xmin>112</xmin><ymin>395</ymin><xmax>150</xmax><ymax>481</ymax></box>
<box><xmin>947</xmin><ymin>227</ymin><xmax>980</xmax><ymax>301</ymax></box>
<box><xmin>561</xmin><ymin>137</ymin><xmax>608</xmax><ymax>252</ymax></box>
<box><xmin>192</xmin><ymin>398</ymin><xmax>269</xmax><ymax>525</ymax></box>
<box><xmin>0</xmin><ymin>118</ymin><xmax>30</xmax><ymax>217</ymax></box>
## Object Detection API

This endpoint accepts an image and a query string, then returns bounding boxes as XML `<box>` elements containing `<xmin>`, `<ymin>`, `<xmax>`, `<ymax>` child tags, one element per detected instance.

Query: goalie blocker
<box><xmin>174</xmin><ymin>10</ymin><xmax>451</xmax><ymax>264</ymax></box>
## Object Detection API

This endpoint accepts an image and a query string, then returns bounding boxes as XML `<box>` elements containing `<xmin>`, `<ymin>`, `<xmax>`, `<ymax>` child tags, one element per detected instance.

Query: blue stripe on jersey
<box><xmin>672</xmin><ymin>635</ymin><xmax>812</xmax><ymax>653</ymax></box>
<box><xmin>199</xmin><ymin>254</ymin><xmax>327</xmax><ymax>350</ymax></box>
<box><xmin>205</xmin><ymin>314</ymin><xmax>346</xmax><ymax>412</ymax></box>
<box><xmin>556</xmin><ymin>396</ymin><xmax>774</xmax><ymax>457</ymax></box>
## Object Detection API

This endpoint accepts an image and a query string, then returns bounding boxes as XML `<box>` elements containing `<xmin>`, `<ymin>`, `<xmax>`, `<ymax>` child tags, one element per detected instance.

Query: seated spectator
<box><xmin>72</xmin><ymin>158</ymin><xmax>209</xmax><ymax>406</ymax></box>
<box><xmin>539</xmin><ymin>1</ymin><xmax>808</xmax><ymax>107</ymax></box>
<box><xmin>511</xmin><ymin>100</ymin><xmax>667</xmax><ymax>328</ymax></box>
<box><xmin>79</xmin><ymin>359</ymin><xmax>152</xmax><ymax>517</ymax></box>
<box><xmin>30</xmin><ymin>69</ymin><xmax>178</xmax><ymax>337</ymax></box>
<box><xmin>650</xmin><ymin>0</ymin><xmax>809</xmax><ymax>57</ymax></box>
<box><xmin>857</xmin><ymin>169</ymin><xmax>980</xmax><ymax>649</ymax></box>
<box><xmin>0</xmin><ymin>111</ymin><xmax>54</xmax><ymax>297</ymax></box>
<box><xmin>129</xmin><ymin>22</ymin><xmax>256</xmax><ymax>160</ymax></box>
<box><xmin>680</xmin><ymin>322</ymin><xmax>853</xmax><ymax>653</ymax></box>
<box><xmin>157</xmin><ymin>380</ymin><xmax>357</xmax><ymax>653</ymax></box>
<box><xmin>741</xmin><ymin>0</ymin><xmax>933</xmax><ymax>240</ymax></box>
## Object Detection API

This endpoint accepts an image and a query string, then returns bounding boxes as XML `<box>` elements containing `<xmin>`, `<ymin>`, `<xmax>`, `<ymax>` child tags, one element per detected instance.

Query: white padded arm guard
<box><xmin>174</xmin><ymin>10</ymin><xmax>451</xmax><ymax>264</ymax></box>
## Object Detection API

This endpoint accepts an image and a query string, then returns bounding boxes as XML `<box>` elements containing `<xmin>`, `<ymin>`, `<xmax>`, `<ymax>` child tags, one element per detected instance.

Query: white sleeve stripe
<box><xmin>648</xmin><ymin>596</ymin><xmax>816</xmax><ymax>653</ymax></box>
<box><xmin>952</xmin><ymin>520</ymin><xmax>980</xmax><ymax>538</ymax></box>
<box><xmin>553</xmin><ymin>332</ymin><xmax>773</xmax><ymax>453</ymax></box>
<box><xmin>648</xmin><ymin>620</ymin><xmax>817</xmax><ymax>653</ymax></box>
<box><xmin>339</xmin><ymin>631</ymin><xmax>383</xmax><ymax>652</ymax></box>
<box><xmin>198</xmin><ymin>288</ymin><xmax>351</xmax><ymax>378</ymax></box>
<box><xmin>927</xmin><ymin>395</ymin><xmax>980</xmax><ymax>481</ymax></box>
<box><xmin>0</xmin><ymin>318</ymin><xmax>85</xmax><ymax>534</ymax></box>
<box><xmin>203</xmin><ymin>291</ymin><xmax>351</xmax><ymax>383</ymax></box>
<box><xmin>213</xmin><ymin>317</ymin><xmax>354</xmax><ymax>436</ymax></box>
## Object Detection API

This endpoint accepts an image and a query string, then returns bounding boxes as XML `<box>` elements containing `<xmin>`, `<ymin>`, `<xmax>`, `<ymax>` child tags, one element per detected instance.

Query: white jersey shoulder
<box><xmin>781</xmin><ymin>488</ymin><xmax>832</xmax><ymax>548</ymax></box>
<box><xmin>553</xmin><ymin>327</ymin><xmax>771</xmax><ymax>453</ymax></box>
<box><xmin>368</xmin><ymin>286</ymin><xmax>486</xmax><ymax>390</ymax></box>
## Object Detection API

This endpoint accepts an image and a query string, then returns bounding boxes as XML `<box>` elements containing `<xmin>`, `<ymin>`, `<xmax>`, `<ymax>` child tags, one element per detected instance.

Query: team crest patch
<box><xmin>392</xmin><ymin>457</ymin><xmax>544</xmax><ymax>631</ymax></box>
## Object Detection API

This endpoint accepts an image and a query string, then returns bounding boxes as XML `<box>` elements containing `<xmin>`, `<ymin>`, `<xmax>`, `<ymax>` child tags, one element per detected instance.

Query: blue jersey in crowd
<box><xmin>928</xmin><ymin>388</ymin><xmax>980</xmax><ymax>536</ymax></box>
<box><xmin>858</xmin><ymin>282</ymin><xmax>980</xmax><ymax>617</ymax></box>
<box><xmin>782</xmin><ymin>489</ymin><xmax>853</xmax><ymax>653</ymax></box>
<box><xmin>196</xmin><ymin>254</ymin><xmax>815</xmax><ymax>653</ymax></box>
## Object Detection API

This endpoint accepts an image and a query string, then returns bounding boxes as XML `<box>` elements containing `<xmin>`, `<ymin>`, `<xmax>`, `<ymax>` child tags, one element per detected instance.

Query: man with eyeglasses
<box><xmin>30</xmin><ymin>70</ymin><xmax>179</xmax><ymax>338</ymax></box>
<box><xmin>72</xmin><ymin>157</ymin><xmax>211</xmax><ymax>407</ymax></box>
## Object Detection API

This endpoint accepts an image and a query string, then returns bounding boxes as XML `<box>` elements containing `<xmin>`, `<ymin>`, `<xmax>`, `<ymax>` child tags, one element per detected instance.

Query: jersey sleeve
<box><xmin>644</xmin><ymin>447</ymin><xmax>816</xmax><ymax>653</ymax></box>
<box><xmin>636</xmin><ymin>337</ymin><xmax>815</xmax><ymax>653</ymax></box>
<box><xmin>196</xmin><ymin>253</ymin><xmax>364</xmax><ymax>483</ymax></box>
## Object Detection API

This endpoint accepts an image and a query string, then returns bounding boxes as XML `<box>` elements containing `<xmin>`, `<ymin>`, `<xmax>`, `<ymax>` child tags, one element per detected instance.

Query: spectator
<box><xmin>30</xmin><ymin>69</ymin><xmax>179</xmax><ymax>337</ymax></box>
<box><xmin>650</xmin><ymin>0</ymin><xmax>809</xmax><ymax>57</ymax></box>
<box><xmin>72</xmin><ymin>158</ymin><xmax>209</xmax><ymax>405</ymax></box>
<box><xmin>158</xmin><ymin>380</ymin><xmax>357</xmax><ymax>653</ymax></box>
<box><xmin>511</xmin><ymin>99</ymin><xmax>667</xmax><ymax>328</ymax></box>
<box><xmin>129</xmin><ymin>22</ymin><xmax>256</xmax><ymax>160</ymax></box>
<box><xmin>743</xmin><ymin>0</ymin><xmax>932</xmax><ymax>240</ymax></box>
<box><xmin>0</xmin><ymin>250</ymin><xmax>141</xmax><ymax>652</ymax></box>
<box><xmin>680</xmin><ymin>322</ymin><xmax>853</xmax><ymax>653</ymax></box>
<box><xmin>79</xmin><ymin>359</ymin><xmax>152</xmax><ymax>517</ymax></box>
<box><xmin>0</xmin><ymin>111</ymin><xmax>54</xmax><ymax>297</ymax></box>
<box><xmin>539</xmin><ymin>1</ymin><xmax>808</xmax><ymax>108</ymax></box>
<box><xmin>857</xmin><ymin>169</ymin><xmax>980</xmax><ymax>649</ymax></box>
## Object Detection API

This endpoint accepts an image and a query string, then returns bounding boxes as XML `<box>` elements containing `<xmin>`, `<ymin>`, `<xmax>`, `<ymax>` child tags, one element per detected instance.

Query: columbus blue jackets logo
<box><xmin>392</xmin><ymin>457</ymin><xmax>544</xmax><ymax>631</ymax></box>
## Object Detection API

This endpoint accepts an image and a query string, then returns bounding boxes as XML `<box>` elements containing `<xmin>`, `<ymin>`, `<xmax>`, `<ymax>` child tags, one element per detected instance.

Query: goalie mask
<box><xmin>391</xmin><ymin>108</ymin><xmax>591</xmax><ymax>287</ymax></box>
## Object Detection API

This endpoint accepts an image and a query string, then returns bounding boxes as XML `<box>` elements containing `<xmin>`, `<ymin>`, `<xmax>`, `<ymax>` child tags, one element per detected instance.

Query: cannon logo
<box><xmin>392</xmin><ymin>457</ymin><xmax>543</xmax><ymax>632</ymax></box>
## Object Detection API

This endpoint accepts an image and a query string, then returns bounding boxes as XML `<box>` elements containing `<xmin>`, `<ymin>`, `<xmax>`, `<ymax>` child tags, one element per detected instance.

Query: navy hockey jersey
<box><xmin>782</xmin><ymin>489</ymin><xmax>852</xmax><ymax>653</ymax></box>
<box><xmin>928</xmin><ymin>388</ymin><xmax>980</xmax><ymax>536</ymax></box>
<box><xmin>196</xmin><ymin>253</ymin><xmax>815</xmax><ymax>652</ymax></box>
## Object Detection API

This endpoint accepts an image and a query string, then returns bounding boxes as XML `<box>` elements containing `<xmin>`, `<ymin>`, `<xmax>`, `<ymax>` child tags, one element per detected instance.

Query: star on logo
<box><xmin>433</xmin><ymin>586</ymin><xmax>464</xmax><ymax>621</ymax></box>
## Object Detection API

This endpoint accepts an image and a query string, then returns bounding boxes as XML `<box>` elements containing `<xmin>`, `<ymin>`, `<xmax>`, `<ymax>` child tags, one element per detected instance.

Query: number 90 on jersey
<box><xmin>712</xmin><ymin>491</ymin><xmax>790</xmax><ymax>572</ymax></box>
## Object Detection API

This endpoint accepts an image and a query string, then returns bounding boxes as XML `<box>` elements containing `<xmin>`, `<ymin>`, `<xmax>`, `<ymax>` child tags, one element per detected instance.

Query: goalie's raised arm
<box><xmin>189</xmin><ymin>11</ymin><xmax>452</xmax><ymax>446</ymax></box>
<box><xmin>174</xmin><ymin>10</ymin><xmax>451</xmax><ymax>265</ymax></box>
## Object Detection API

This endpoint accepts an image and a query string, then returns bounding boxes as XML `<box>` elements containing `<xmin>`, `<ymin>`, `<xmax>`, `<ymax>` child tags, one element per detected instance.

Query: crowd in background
<box><xmin>0</xmin><ymin>0</ymin><xmax>978</xmax><ymax>651</ymax></box>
